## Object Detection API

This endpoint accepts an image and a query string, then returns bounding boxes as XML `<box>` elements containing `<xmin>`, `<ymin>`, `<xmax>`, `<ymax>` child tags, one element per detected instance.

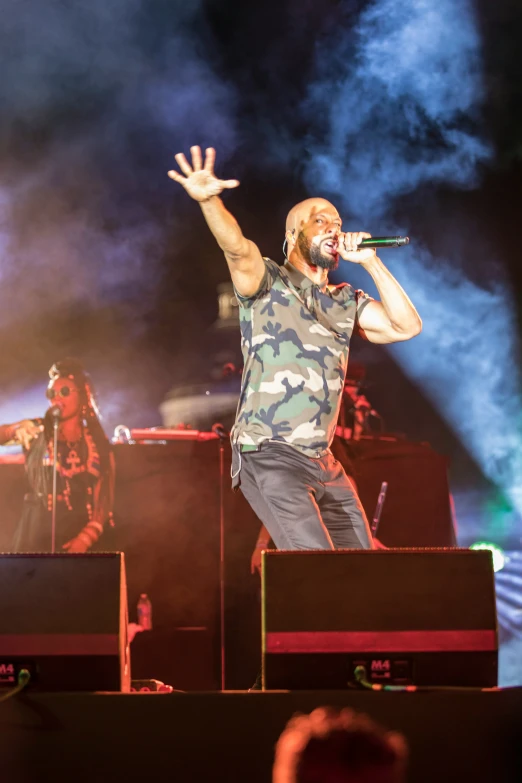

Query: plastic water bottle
<box><xmin>137</xmin><ymin>593</ymin><xmax>152</xmax><ymax>631</ymax></box>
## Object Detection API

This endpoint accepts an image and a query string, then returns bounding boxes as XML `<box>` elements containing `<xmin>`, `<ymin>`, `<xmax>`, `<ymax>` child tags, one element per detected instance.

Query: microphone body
<box><xmin>358</xmin><ymin>236</ymin><xmax>409</xmax><ymax>248</ymax></box>
<box><xmin>49</xmin><ymin>405</ymin><xmax>61</xmax><ymax>421</ymax></box>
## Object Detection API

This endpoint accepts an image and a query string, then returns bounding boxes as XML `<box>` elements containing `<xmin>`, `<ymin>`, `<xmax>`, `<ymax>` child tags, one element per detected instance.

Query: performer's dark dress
<box><xmin>12</xmin><ymin>424</ymin><xmax>102</xmax><ymax>552</ymax></box>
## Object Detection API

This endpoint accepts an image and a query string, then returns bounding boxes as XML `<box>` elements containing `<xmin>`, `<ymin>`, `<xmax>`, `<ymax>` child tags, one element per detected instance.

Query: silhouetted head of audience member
<box><xmin>272</xmin><ymin>706</ymin><xmax>408</xmax><ymax>783</ymax></box>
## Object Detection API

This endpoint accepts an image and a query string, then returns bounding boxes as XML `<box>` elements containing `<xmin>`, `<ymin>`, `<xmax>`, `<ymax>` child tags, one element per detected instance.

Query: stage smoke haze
<box><xmin>304</xmin><ymin>0</ymin><xmax>490</xmax><ymax>218</ymax></box>
<box><xmin>300</xmin><ymin>0</ymin><xmax>522</xmax><ymax>531</ymax></box>
<box><xmin>0</xmin><ymin>0</ymin><xmax>521</xmax><ymax>534</ymax></box>
<box><xmin>0</xmin><ymin>0</ymin><xmax>237</xmax><ymax>412</ymax></box>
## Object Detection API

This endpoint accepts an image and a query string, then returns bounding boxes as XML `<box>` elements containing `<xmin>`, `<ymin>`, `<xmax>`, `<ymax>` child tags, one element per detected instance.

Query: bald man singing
<box><xmin>169</xmin><ymin>147</ymin><xmax>422</xmax><ymax>551</ymax></box>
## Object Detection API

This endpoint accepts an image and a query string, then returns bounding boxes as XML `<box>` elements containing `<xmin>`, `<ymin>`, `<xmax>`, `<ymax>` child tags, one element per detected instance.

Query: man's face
<box><xmin>296</xmin><ymin>204</ymin><xmax>342</xmax><ymax>271</ymax></box>
<box><xmin>46</xmin><ymin>377</ymin><xmax>82</xmax><ymax>421</ymax></box>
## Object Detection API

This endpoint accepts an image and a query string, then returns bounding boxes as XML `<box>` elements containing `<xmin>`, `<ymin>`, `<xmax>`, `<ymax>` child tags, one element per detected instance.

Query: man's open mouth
<box><xmin>322</xmin><ymin>239</ymin><xmax>338</xmax><ymax>255</ymax></box>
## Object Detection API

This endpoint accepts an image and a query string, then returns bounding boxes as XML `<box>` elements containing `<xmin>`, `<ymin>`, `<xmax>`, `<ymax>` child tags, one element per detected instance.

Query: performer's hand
<box><xmin>62</xmin><ymin>534</ymin><xmax>90</xmax><ymax>553</ymax></box>
<box><xmin>338</xmin><ymin>232</ymin><xmax>377</xmax><ymax>264</ymax></box>
<box><xmin>127</xmin><ymin>622</ymin><xmax>144</xmax><ymax>644</ymax></box>
<box><xmin>13</xmin><ymin>420</ymin><xmax>43</xmax><ymax>450</ymax></box>
<box><xmin>251</xmin><ymin>540</ymin><xmax>272</xmax><ymax>575</ymax></box>
<box><xmin>251</xmin><ymin>546</ymin><xmax>263</xmax><ymax>576</ymax></box>
<box><xmin>168</xmin><ymin>146</ymin><xmax>239</xmax><ymax>202</ymax></box>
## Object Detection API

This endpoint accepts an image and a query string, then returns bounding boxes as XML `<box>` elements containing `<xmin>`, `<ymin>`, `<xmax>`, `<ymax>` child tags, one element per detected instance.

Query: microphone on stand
<box><xmin>212</xmin><ymin>422</ymin><xmax>229</xmax><ymax>440</ymax></box>
<box><xmin>48</xmin><ymin>405</ymin><xmax>61</xmax><ymax>555</ymax></box>
<box><xmin>358</xmin><ymin>236</ymin><xmax>409</xmax><ymax>249</ymax></box>
<box><xmin>49</xmin><ymin>405</ymin><xmax>61</xmax><ymax>421</ymax></box>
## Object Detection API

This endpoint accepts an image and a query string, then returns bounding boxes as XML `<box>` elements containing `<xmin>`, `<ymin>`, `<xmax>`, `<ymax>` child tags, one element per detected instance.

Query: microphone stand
<box><xmin>212</xmin><ymin>422</ymin><xmax>228</xmax><ymax>691</ymax></box>
<box><xmin>371</xmin><ymin>481</ymin><xmax>388</xmax><ymax>538</ymax></box>
<box><xmin>49</xmin><ymin>407</ymin><xmax>61</xmax><ymax>554</ymax></box>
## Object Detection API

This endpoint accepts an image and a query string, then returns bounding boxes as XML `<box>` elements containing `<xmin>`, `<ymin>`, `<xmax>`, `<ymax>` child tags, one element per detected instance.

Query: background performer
<box><xmin>0</xmin><ymin>358</ymin><xmax>114</xmax><ymax>553</ymax></box>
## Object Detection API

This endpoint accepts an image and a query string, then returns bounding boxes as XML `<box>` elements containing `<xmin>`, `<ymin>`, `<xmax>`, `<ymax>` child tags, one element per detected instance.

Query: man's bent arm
<box><xmin>357</xmin><ymin>256</ymin><xmax>422</xmax><ymax>344</ymax></box>
<box><xmin>199</xmin><ymin>196</ymin><xmax>265</xmax><ymax>297</ymax></box>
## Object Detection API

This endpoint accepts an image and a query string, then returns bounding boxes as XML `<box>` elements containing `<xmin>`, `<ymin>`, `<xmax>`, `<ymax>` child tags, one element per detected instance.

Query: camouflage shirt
<box><xmin>231</xmin><ymin>258</ymin><xmax>372</xmax><ymax>458</ymax></box>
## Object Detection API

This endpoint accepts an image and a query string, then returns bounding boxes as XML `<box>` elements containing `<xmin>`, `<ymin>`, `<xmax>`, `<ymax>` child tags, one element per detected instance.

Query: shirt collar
<box><xmin>283</xmin><ymin>261</ymin><xmax>328</xmax><ymax>292</ymax></box>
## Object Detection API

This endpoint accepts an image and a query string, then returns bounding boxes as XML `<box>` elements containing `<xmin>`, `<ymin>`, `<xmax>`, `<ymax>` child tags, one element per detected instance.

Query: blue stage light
<box><xmin>302</xmin><ymin>0</ymin><xmax>522</xmax><ymax>543</ymax></box>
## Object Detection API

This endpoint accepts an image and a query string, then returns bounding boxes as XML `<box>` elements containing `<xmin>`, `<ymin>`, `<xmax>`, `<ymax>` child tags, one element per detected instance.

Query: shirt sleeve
<box><xmin>355</xmin><ymin>288</ymin><xmax>374</xmax><ymax>322</ymax></box>
<box><xmin>233</xmin><ymin>258</ymin><xmax>279</xmax><ymax>309</ymax></box>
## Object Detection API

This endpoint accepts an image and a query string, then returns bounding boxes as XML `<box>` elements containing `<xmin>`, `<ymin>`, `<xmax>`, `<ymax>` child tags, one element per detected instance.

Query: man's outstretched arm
<box><xmin>168</xmin><ymin>146</ymin><xmax>265</xmax><ymax>297</ymax></box>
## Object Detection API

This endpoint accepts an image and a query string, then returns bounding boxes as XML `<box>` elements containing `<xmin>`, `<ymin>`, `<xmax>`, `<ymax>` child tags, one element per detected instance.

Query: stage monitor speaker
<box><xmin>262</xmin><ymin>549</ymin><xmax>497</xmax><ymax>690</ymax></box>
<box><xmin>0</xmin><ymin>553</ymin><xmax>130</xmax><ymax>692</ymax></box>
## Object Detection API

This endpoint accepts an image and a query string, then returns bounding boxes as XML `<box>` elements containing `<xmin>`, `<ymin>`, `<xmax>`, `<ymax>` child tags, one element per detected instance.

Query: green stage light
<box><xmin>470</xmin><ymin>542</ymin><xmax>506</xmax><ymax>573</ymax></box>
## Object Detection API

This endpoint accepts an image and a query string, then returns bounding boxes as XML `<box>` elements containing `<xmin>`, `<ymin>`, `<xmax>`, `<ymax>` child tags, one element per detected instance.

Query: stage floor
<box><xmin>0</xmin><ymin>688</ymin><xmax>521</xmax><ymax>782</ymax></box>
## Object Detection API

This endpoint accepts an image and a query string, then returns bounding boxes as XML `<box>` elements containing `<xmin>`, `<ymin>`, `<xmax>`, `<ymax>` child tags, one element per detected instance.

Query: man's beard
<box><xmin>297</xmin><ymin>232</ymin><xmax>339</xmax><ymax>271</ymax></box>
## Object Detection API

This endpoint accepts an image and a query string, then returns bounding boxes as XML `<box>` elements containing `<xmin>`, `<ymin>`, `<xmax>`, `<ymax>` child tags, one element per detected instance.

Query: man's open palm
<box><xmin>168</xmin><ymin>146</ymin><xmax>239</xmax><ymax>202</ymax></box>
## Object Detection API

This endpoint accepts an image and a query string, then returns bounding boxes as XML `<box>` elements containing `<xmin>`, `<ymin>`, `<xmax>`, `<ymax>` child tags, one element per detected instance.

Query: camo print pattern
<box><xmin>231</xmin><ymin>259</ymin><xmax>372</xmax><ymax>457</ymax></box>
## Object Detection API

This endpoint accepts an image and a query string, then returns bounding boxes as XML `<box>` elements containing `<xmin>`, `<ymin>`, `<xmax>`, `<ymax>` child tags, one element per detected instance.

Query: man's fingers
<box><xmin>191</xmin><ymin>145</ymin><xmax>203</xmax><ymax>171</ymax></box>
<box><xmin>15</xmin><ymin>428</ymin><xmax>30</xmax><ymax>449</ymax></box>
<box><xmin>220</xmin><ymin>179</ymin><xmax>240</xmax><ymax>189</ymax></box>
<box><xmin>343</xmin><ymin>233</ymin><xmax>359</xmax><ymax>252</ymax></box>
<box><xmin>204</xmin><ymin>147</ymin><xmax>216</xmax><ymax>173</ymax></box>
<box><xmin>167</xmin><ymin>170</ymin><xmax>185</xmax><ymax>184</ymax></box>
<box><xmin>174</xmin><ymin>152</ymin><xmax>193</xmax><ymax>176</ymax></box>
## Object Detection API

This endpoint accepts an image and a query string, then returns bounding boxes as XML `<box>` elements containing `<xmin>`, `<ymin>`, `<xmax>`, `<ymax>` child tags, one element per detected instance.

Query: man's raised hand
<box><xmin>168</xmin><ymin>146</ymin><xmax>239</xmax><ymax>202</ymax></box>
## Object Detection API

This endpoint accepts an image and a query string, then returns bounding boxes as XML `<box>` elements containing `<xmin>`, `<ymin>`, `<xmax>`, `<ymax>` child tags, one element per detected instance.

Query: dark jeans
<box><xmin>238</xmin><ymin>442</ymin><xmax>373</xmax><ymax>550</ymax></box>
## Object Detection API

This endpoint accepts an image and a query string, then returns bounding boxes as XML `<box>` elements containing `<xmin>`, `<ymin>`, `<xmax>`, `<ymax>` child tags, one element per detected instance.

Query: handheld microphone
<box><xmin>49</xmin><ymin>405</ymin><xmax>61</xmax><ymax>420</ymax></box>
<box><xmin>358</xmin><ymin>236</ymin><xmax>409</xmax><ymax>248</ymax></box>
